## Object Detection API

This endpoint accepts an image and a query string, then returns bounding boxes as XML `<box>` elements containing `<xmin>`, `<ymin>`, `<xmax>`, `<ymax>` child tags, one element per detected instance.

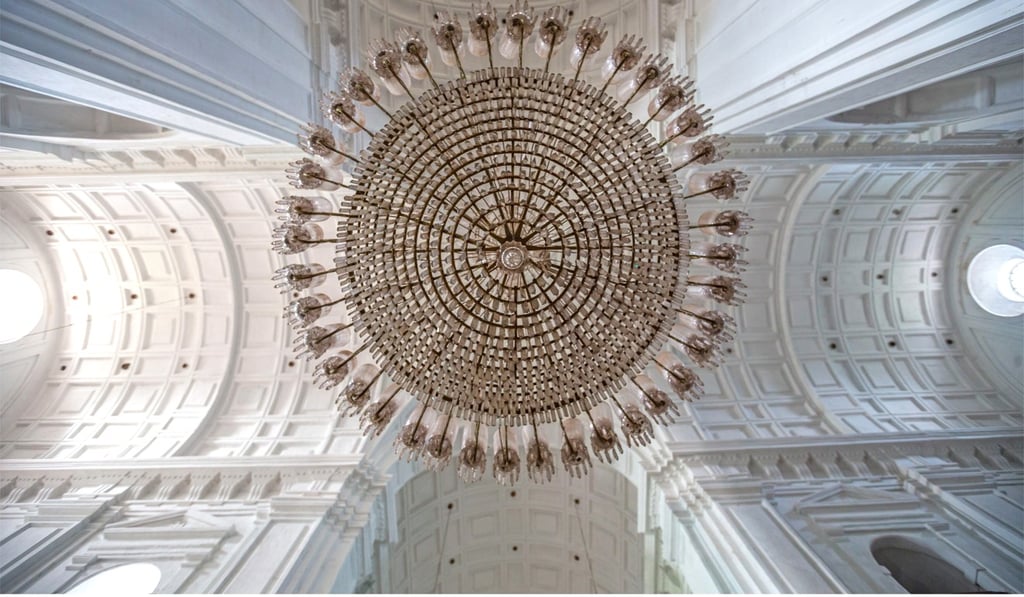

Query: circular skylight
<box><xmin>967</xmin><ymin>244</ymin><xmax>1024</xmax><ymax>317</ymax></box>
<box><xmin>67</xmin><ymin>563</ymin><xmax>162</xmax><ymax>594</ymax></box>
<box><xmin>0</xmin><ymin>269</ymin><xmax>45</xmax><ymax>343</ymax></box>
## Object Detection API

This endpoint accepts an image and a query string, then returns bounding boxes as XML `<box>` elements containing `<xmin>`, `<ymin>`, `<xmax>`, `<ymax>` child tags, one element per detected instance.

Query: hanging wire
<box><xmin>20</xmin><ymin>295</ymin><xmax>186</xmax><ymax>339</ymax></box>
<box><xmin>573</xmin><ymin>497</ymin><xmax>597</xmax><ymax>593</ymax></box>
<box><xmin>431</xmin><ymin>503</ymin><xmax>454</xmax><ymax>593</ymax></box>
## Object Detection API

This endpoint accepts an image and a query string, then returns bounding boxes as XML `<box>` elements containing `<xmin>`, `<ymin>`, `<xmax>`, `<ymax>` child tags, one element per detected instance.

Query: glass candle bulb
<box><xmin>458</xmin><ymin>425</ymin><xmax>488</xmax><ymax>483</ymax></box>
<box><xmin>618</xmin><ymin>403</ymin><xmax>654</xmax><ymax>447</ymax></box>
<box><xmin>367</xmin><ymin>39</ymin><xmax>411</xmax><ymax>96</ymax></box>
<box><xmin>286</xmin><ymin>293</ymin><xmax>333</xmax><ymax>327</ymax></box>
<box><xmin>533</xmin><ymin>6</ymin><xmax>569</xmax><ymax>61</ymax></box>
<box><xmin>395</xmin><ymin>403</ymin><xmax>433</xmax><ymax>461</ymax></box>
<box><xmin>336</xmin><ymin>362</ymin><xmax>379</xmax><ymax>414</ymax></box>
<box><xmin>559</xmin><ymin>418</ymin><xmax>591</xmax><ymax>478</ymax></box>
<box><xmin>523</xmin><ymin>427</ymin><xmax>555</xmax><ymax>483</ymax></box>
<box><xmin>320</xmin><ymin>92</ymin><xmax>365</xmax><ymax>134</ymax></box>
<box><xmin>423</xmin><ymin>413</ymin><xmax>456</xmax><ymax>471</ymax></box>
<box><xmin>647</xmin><ymin>78</ymin><xmax>691</xmax><ymax>120</ymax></box>
<box><xmin>467</xmin><ymin>5</ymin><xmax>497</xmax><ymax>57</ymax></box>
<box><xmin>397</xmin><ymin>28</ymin><xmax>431</xmax><ymax>80</ymax></box>
<box><xmin>272</xmin><ymin>222</ymin><xmax>324</xmax><ymax>255</ymax></box>
<box><xmin>275</xmin><ymin>196</ymin><xmax>335</xmax><ymax>224</ymax></box>
<box><xmin>315</xmin><ymin>350</ymin><xmax>353</xmax><ymax>390</ymax></box>
<box><xmin>492</xmin><ymin>427</ymin><xmax>521</xmax><ymax>486</ymax></box>
<box><xmin>433</xmin><ymin>12</ymin><xmax>465</xmax><ymax>68</ymax></box>
<box><xmin>601</xmin><ymin>34</ymin><xmax>644</xmax><ymax>85</ymax></box>
<box><xmin>617</xmin><ymin>55</ymin><xmax>669</xmax><ymax>104</ymax></box>
<box><xmin>570</xmin><ymin>17</ymin><xmax>607</xmax><ymax>70</ymax></box>
<box><xmin>666</xmin><ymin>104</ymin><xmax>711</xmax><ymax>141</ymax></box>
<box><xmin>498</xmin><ymin>2</ymin><xmax>535</xmax><ymax>60</ymax></box>
<box><xmin>361</xmin><ymin>384</ymin><xmax>401</xmax><ymax>437</ymax></box>
<box><xmin>272</xmin><ymin>263</ymin><xmax>328</xmax><ymax>292</ymax></box>
<box><xmin>687</xmin><ymin>168</ymin><xmax>748</xmax><ymax>201</ymax></box>
<box><xmin>338</xmin><ymin>68</ymin><xmax>380</xmax><ymax>106</ymax></box>
<box><xmin>588</xmin><ymin>408</ymin><xmax>622</xmax><ymax>463</ymax></box>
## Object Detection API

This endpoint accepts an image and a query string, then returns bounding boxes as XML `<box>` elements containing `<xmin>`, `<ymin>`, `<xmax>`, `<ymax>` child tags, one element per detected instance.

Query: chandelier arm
<box><xmin>597</xmin><ymin>60</ymin><xmax>624</xmax><ymax>98</ymax></box>
<box><xmin>655</xmin><ymin>128</ymin><xmax>688</xmax><ymax>149</ymax></box>
<box><xmin>518</xmin><ymin>29</ymin><xmax>525</xmax><ymax>69</ymax></box>
<box><xmin>531</xmin><ymin>413</ymin><xmax>542</xmax><ymax>464</ymax></box>
<box><xmin>451</xmin><ymin>37</ymin><xmax>468</xmax><ymax>79</ymax></box>
<box><xmin>652</xmin><ymin>358</ymin><xmax>688</xmax><ymax>387</ymax></box>
<box><xmin>667</xmin><ymin>331</ymin><xmax>701</xmax><ymax>352</ymax></box>
<box><xmin>520</xmin><ymin>157</ymin><xmax>630</xmax><ymax>245</ymax></box>
<box><xmin>364</xmin><ymin>94</ymin><xmax>394</xmax><ymax>120</ymax></box>
<box><xmin>388</xmin><ymin>209</ymin><xmax>474</xmax><ymax>243</ymax></box>
<box><xmin>543</xmin><ymin>34</ymin><xmax>556</xmax><ymax>74</ymax></box>
<box><xmin>446</xmin><ymin>81</ymin><xmax>520</xmax><ymax>241</ymax></box>
<box><xmin>322</xmin><ymin>296</ymin><xmax>349</xmax><ymax>308</ymax></box>
<box><xmin>485</xmin><ymin>22</ymin><xmax>495</xmax><ymax>69</ymax></box>
<box><xmin>480</xmin><ymin>167</ymin><xmax>517</xmax><ymax>236</ymax></box>
<box><xmin>608</xmin><ymin>395</ymin><xmax>638</xmax><ymax>425</ymax></box>
<box><xmin>314</xmin><ymin>139</ymin><xmax>362</xmax><ymax>164</ymax></box>
<box><xmin>682</xmin><ymin>184</ymin><xmax>731</xmax><ymax>200</ymax></box>
<box><xmin>308</xmin><ymin>173</ymin><xmax>353</xmax><ymax>190</ymax></box>
<box><xmin>671</xmin><ymin>150</ymin><xmax>710</xmax><ymax>172</ymax></box>
<box><xmin>292</xmin><ymin>237</ymin><xmax>338</xmax><ymax>246</ymax></box>
<box><xmin>623</xmin><ymin>71</ymin><xmax>655</xmax><ymax>107</ymax></box>
<box><xmin>388</xmin><ymin>64</ymin><xmax>417</xmax><ymax>102</ymax></box>
<box><xmin>339</xmin><ymin>366</ymin><xmax>386</xmax><ymax>407</ymax></box>
<box><xmin>676</xmin><ymin>306</ymin><xmax>715</xmax><ymax>324</ymax></box>
<box><xmin>390</xmin><ymin>90</ymin><xmax>516</xmax><ymax>243</ymax></box>
<box><xmin>372</xmin><ymin>384</ymin><xmax>402</xmax><ymax>417</ymax></box>
<box><xmin>295</xmin><ymin>209</ymin><xmax>348</xmax><ymax>218</ymax></box>
<box><xmin>687</xmin><ymin>280</ymin><xmax>730</xmax><ymax>289</ymax></box>
<box><xmin>640</xmin><ymin>101</ymin><xmax>666</xmax><ymax>130</ymax></box>
<box><xmin>558</xmin><ymin>419</ymin><xmax>578</xmax><ymax>458</ymax></box>
<box><xmin>415</xmin><ymin>54</ymin><xmax>441</xmax><ymax>91</ymax></box>
<box><xmin>688</xmin><ymin>222</ymin><xmax>726</xmax><ymax>231</ymax></box>
<box><xmin>688</xmin><ymin>253</ymin><xmax>734</xmax><ymax>261</ymax></box>
<box><xmin>518</xmin><ymin>86</ymin><xmax>627</xmax><ymax>240</ymax></box>
<box><xmin>333</xmin><ymin>105</ymin><xmax>375</xmax><ymax>136</ymax></box>
<box><xmin>293</xmin><ymin>265</ymin><xmax>342</xmax><ymax>280</ymax></box>
<box><xmin>628</xmin><ymin>375</ymin><xmax>665</xmax><ymax>410</ymax></box>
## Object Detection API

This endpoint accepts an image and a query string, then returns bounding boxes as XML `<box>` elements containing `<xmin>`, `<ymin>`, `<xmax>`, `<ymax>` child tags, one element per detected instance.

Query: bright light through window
<box><xmin>967</xmin><ymin>244</ymin><xmax>1024</xmax><ymax>317</ymax></box>
<box><xmin>67</xmin><ymin>563</ymin><xmax>162</xmax><ymax>595</ymax></box>
<box><xmin>0</xmin><ymin>269</ymin><xmax>45</xmax><ymax>343</ymax></box>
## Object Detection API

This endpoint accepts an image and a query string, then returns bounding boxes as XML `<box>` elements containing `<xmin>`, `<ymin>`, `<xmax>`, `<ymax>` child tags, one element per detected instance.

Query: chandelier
<box><xmin>272</xmin><ymin>2</ymin><xmax>751</xmax><ymax>485</ymax></box>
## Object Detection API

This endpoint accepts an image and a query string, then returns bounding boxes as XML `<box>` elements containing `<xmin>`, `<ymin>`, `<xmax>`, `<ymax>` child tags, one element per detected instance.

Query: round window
<box><xmin>967</xmin><ymin>244</ymin><xmax>1024</xmax><ymax>317</ymax></box>
<box><xmin>0</xmin><ymin>269</ymin><xmax>45</xmax><ymax>343</ymax></box>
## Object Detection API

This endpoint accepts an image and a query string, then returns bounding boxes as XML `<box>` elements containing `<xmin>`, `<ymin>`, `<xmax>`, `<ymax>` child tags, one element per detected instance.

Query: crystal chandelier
<box><xmin>272</xmin><ymin>2</ymin><xmax>751</xmax><ymax>485</ymax></box>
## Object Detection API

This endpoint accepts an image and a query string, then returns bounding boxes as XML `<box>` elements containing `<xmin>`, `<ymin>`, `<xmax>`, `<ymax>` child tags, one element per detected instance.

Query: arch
<box><xmin>870</xmin><ymin>535</ymin><xmax>978</xmax><ymax>594</ymax></box>
<box><xmin>66</xmin><ymin>562</ymin><xmax>162</xmax><ymax>594</ymax></box>
<box><xmin>385</xmin><ymin>463</ymin><xmax>644</xmax><ymax>593</ymax></box>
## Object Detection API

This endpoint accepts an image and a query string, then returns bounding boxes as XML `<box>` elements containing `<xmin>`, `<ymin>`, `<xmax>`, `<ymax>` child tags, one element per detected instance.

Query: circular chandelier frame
<box><xmin>272</xmin><ymin>2</ymin><xmax>754</xmax><ymax>485</ymax></box>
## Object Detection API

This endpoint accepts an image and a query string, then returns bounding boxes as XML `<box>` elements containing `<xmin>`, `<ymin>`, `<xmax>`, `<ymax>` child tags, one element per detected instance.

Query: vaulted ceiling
<box><xmin>0</xmin><ymin>5</ymin><xmax>1021</xmax><ymax>588</ymax></box>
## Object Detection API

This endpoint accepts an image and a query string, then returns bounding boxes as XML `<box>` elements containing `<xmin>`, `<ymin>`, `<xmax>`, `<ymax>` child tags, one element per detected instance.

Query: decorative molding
<box><xmin>0</xmin><ymin>146</ymin><xmax>302</xmax><ymax>185</ymax></box>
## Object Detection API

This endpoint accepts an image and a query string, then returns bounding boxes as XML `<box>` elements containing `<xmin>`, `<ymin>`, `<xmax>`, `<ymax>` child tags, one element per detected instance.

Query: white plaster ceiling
<box><xmin>3</xmin><ymin>157</ymin><xmax>1019</xmax><ymax>464</ymax></box>
<box><xmin>0</xmin><ymin>177</ymin><xmax>364</xmax><ymax>460</ymax></box>
<box><xmin>784</xmin><ymin>161</ymin><xmax>1023</xmax><ymax>433</ymax></box>
<box><xmin>0</xmin><ymin>0</ymin><xmax>1020</xmax><ymax>473</ymax></box>
<box><xmin>388</xmin><ymin>464</ymin><xmax>643</xmax><ymax>593</ymax></box>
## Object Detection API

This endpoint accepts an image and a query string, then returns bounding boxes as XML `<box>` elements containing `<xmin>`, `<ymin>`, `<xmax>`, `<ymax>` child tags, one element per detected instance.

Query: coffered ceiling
<box><xmin>0</xmin><ymin>0</ymin><xmax>1020</xmax><ymax>479</ymax></box>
